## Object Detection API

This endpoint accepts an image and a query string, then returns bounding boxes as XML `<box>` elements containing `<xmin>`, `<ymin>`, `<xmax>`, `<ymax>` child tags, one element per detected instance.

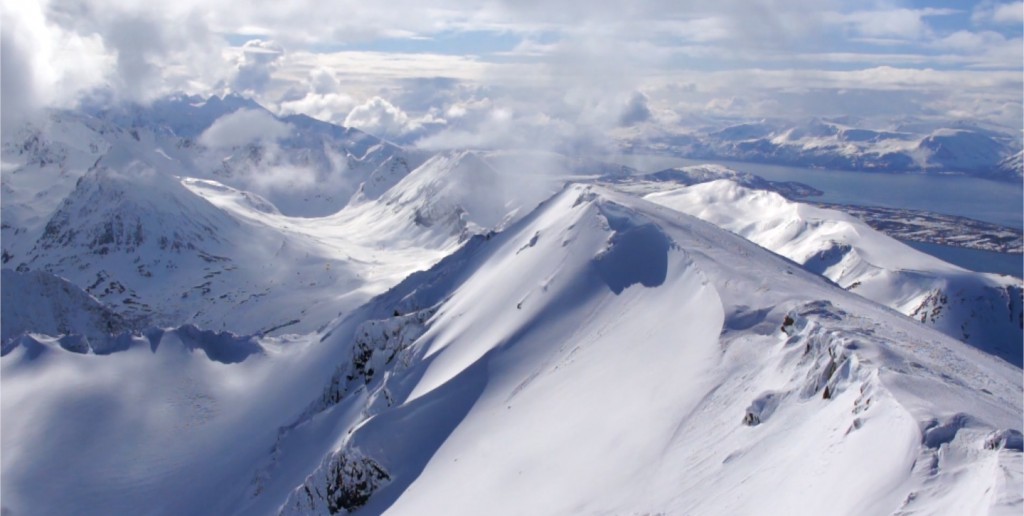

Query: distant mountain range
<box><xmin>616</xmin><ymin>117</ymin><xmax>1024</xmax><ymax>181</ymax></box>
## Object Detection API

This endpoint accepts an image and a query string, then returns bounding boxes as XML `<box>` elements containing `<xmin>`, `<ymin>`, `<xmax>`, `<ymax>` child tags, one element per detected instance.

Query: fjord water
<box><xmin>622</xmin><ymin>156</ymin><xmax>1023</xmax><ymax>229</ymax></box>
<box><xmin>902</xmin><ymin>240</ymin><xmax>1022</xmax><ymax>278</ymax></box>
<box><xmin>618</xmin><ymin>155</ymin><xmax>1024</xmax><ymax>277</ymax></box>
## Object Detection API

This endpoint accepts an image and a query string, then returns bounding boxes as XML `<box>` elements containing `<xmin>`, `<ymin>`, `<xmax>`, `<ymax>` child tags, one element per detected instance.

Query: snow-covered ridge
<box><xmin>605</xmin><ymin>163</ymin><xmax>823</xmax><ymax>199</ymax></box>
<box><xmin>264</xmin><ymin>185</ymin><xmax>1021</xmax><ymax>515</ymax></box>
<box><xmin>2</xmin><ymin>324</ymin><xmax>263</xmax><ymax>364</ymax></box>
<box><xmin>1</xmin><ymin>268</ymin><xmax>127</xmax><ymax>347</ymax></box>
<box><xmin>645</xmin><ymin>179</ymin><xmax>1023</xmax><ymax>365</ymax></box>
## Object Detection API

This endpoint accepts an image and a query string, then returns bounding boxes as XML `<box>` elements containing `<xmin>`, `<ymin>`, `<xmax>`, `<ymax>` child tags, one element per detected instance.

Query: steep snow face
<box><xmin>378</xmin><ymin>150</ymin><xmax>561</xmax><ymax>232</ymax></box>
<box><xmin>918</xmin><ymin>128</ymin><xmax>1008</xmax><ymax>174</ymax></box>
<box><xmin>2</xmin><ymin>185</ymin><xmax>1021</xmax><ymax>515</ymax></box>
<box><xmin>273</xmin><ymin>185</ymin><xmax>1021</xmax><ymax>516</ymax></box>
<box><xmin>322</xmin><ymin>149</ymin><xmax>619</xmax><ymax>252</ymax></box>
<box><xmin>645</xmin><ymin>180</ymin><xmax>1023</xmax><ymax>365</ymax></box>
<box><xmin>26</xmin><ymin>156</ymin><xmax>246</xmax><ymax>326</ymax></box>
<box><xmin>0</xmin><ymin>269</ymin><xmax>127</xmax><ymax>347</ymax></box>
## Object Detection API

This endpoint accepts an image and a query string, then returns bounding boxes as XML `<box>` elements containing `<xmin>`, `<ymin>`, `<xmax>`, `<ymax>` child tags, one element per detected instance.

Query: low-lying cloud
<box><xmin>1</xmin><ymin>0</ymin><xmax>1019</xmax><ymax>147</ymax></box>
<box><xmin>199</xmin><ymin>109</ymin><xmax>292</xmax><ymax>148</ymax></box>
<box><xmin>343</xmin><ymin>96</ymin><xmax>444</xmax><ymax>142</ymax></box>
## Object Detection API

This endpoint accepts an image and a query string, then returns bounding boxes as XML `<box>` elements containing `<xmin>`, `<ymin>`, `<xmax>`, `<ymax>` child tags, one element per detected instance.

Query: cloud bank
<box><xmin>1</xmin><ymin>0</ymin><xmax>1020</xmax><ymax>144</ymax></box>
<box><xmin>199</xmin><ymin>109</ymin><xmax>292</xmax><ymax>148</ymax></box>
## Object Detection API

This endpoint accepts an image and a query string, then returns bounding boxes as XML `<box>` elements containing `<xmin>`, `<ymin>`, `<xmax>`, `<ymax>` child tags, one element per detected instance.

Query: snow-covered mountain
<box><xmin>998</xmin><ymin>151</ymin><xmax>1023</xmax><ymax>180</ymax></box>
<box><xmin>0</xmin><ymin>268</ymin><xmax>127</xmax><ymax>349</ymax></box>
<box><xmin>606</xmin><ymin>163</ymin><xmax>823</xmax><ymax>199</ymax></box>
<box><xmin>1</xmin><ymin>94</ymin><xmax>419</xmax><ymax>261</ymax></box>
<box><xmin>3</xmin><ymin>120</ymin><xmax>632</xmax><ymax>336</ymax></box>
<box><xmin>12</xmin><ymin>156</ymin><xmax>452</xmax><ymax>335</ymax></box>
<box><xmin>642</xmin><ymin>176</ymin><xmax>1022</xmax><ymax>364</ymax></box>
<box><xmin>619</xmin><ymin>117</ymin><xmax>1023</xmax><ymax>181</ymax></box>
<box><xmin>2</xmin><ymin>95</ymin><xmax>1022</xmax><ymax>515</ymax></box>
<box><xmin>1</xmin><ymin>95</ymin><xmax>442</xmax><ymax>334</ymax></box>
<box><xmin>3</xmin><ymin>184</ymin><xmax>1020</xmax><ymax>515</ymax></box>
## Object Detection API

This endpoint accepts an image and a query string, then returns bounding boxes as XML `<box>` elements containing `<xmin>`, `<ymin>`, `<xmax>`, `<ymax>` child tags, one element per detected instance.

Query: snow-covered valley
<box><xmin>2</xmin><ymin>97</ymin><xmax>1022</xmax><ymax>516</ymax></box>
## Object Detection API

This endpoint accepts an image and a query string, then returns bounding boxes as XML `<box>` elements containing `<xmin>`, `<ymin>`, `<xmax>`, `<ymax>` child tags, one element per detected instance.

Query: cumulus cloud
<box><xmin>1</xmin><ymin>0</ymin><xmax>1020</xmax><ymax>144</ymax></box>
<box><xmin>276</xmin><ymin>67</ymin><xmax>357</xmax><ymax>124</ymax></box>
<box><xmin>973</xmin><ymin>1</ymin><xmax>1024</xmax><ymax>25</ymax></box>
<box><xmin>827</xmin><ymin>8</ymin><xmax>958</xmax><ymax>41</ymax></box>
<box><xmin>199</xmin><ymin>109</ymin><xmax>292</xmax><ymax>148</ymax></box>
<box><xmin>0</xmin><ymin>1</ymin><xmax>113</xmax><ymax>132</ymax></box>
<box><xmin>232</xmin><ymin>39</ymin><xmax>285</xmax><ymax>94</ymax></box>
<box><xmin>619</xmin><ymin>92</ymin><xmax>653</xmax><ymax>127</ymax></box>
<box><xmin>0</xmin><ymin>0</ymin><xmax>231</xmax><ymax>125</ymax></box>
<box><xmin>44</xmin><ymin>1</ymin><xmax>225</xmax><ymax>101</ymax></box>
<box><xmin>343</xmin><ymin>97</ymin><xmax>444</xmax><ymax>141</ymax></box>
<box><xmin>278</xmin><ymin>93</ymin><xmax>357</xmax><ymax>124</ymax></box>
<box><xmin>991</xmin><ymin>1</ymin><xmax>1024</xmax><ymax>23</ymax></box>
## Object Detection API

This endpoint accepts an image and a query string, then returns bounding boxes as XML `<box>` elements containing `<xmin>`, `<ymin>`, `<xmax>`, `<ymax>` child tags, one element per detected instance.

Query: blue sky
<box><xmin>3</xmin><ymin>0</ymin><xmax>1022</xmax><ymax>143</ymax></box>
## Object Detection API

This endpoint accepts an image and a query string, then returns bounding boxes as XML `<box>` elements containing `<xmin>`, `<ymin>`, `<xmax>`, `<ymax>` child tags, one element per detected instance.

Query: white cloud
<box><xmin>1</xmin><ymin>0</ymin><xmax>1020</xmax><ymax>141</ymax></box>
<box><xmin>619</xmin><ymin>92</ymin><xmax>653</xmax><ymax>127</ymax></box>
<box><xmin>0</xmin><ymin>1</ymin><xmax>113</xmax><ymax>125</ymax></box>
<box><xmin>278</xmin><ymin>93</ymin><xmax>356</xmax><ymax>125</ymax></box>
<box><xmin>199</xmin><ymin>109</ymin><xmax>292</xmax><ymax>148</ymax></box>
<box><xmin>414</xmin><ymin>106</ymin><xmax>574</xmax><ymax>152</ymax></box>
<box><xmin>275</xmin><ymin>66</ymin><xmax>356</xmax><ymax>124</ymax></box>
<box><xmin>974</xmin><ymin>1</ymin><xmax>1024</xmax><ymax>25</ymax></box>
<box><xmin>343</xmin><ymin>96</ymin><xmax>444</xmax><ymax>140</ymax></box>
<box><xmin>245</xmin><ymin>162</ymin><xmax>319</xmax><ymax>193</ymax></box>
<box><xmin>828</xmin><ymin>8</ymin><xmax>959</xmax><ymax>41</ymax></box>
<box><xmin>232</xmin><ymin>39</ymin><xmax>284</xmax><ymax>94</ymax></box>
<box><xmin>992</xmin><ymin>1</ymin><xmax>1024</xmax><ymax>23</ymax></box>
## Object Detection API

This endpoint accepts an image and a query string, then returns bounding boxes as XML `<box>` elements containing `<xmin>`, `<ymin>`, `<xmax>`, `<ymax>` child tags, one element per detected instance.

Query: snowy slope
<box><xmin>18</xmin><ymin>149</ymin><xmax>445</xmax><ymax>335</ymax></box>
<box><xmin>0</xmin><ymin>94</ymin><xmax>415</xmax><ymax>249</ymax></box>
<box><xmin>1</xmin><ymin>110</ymin><xmax>118</xmax><ymax>265</ymax></box>
<box><xmin>0</xmin><ymin>269</ymin><xmax>127</xmax><ymax>347</ymax></box>
<box><xmin>917</xmin><ymin>128</ymin><xmax>1014</xmax><ymax>177</ymax></box>
<box><xmin>645</xmin><ymin>179</ymin><xmax>1023</xmax><ymax>365</ymax></box>
<box><xmin>3</xmin><ymin>184</ymin><xmax>1020</xmax><ymax>516</ymax></box>
<box><xmin>334</xmin><ymin>149</ymin><xmax>631</xmax><ymax>249</ymax></box>
<box><xmin>2</xmin><ymin>97</ymin><xmax>444</xmax><ymax>335</ymax></box>
<box><xmin>606</xmin><ymin>163</ymin><xmax>823</xmax><ymax>199</ymax></box>
<box><xmin>203</xmin><ymin>111</ymin><xmax>421</xmax><ymax>217</ymax></box>
<box><xmin>997</xmin><ymin>151</ymin><xmax>1023</xmax><ymax>181</ymax></box>
<box><xmin>8</xmin><ymin>124</ymin><xmax>595</xmax><ymax>338</ymax></box>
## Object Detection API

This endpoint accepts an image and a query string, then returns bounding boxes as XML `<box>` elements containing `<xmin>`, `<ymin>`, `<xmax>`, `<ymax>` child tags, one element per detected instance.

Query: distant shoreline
<box><xmin>814</xmin><ymin>202</ymin><xmax>1023</xmax><ymax>255</ymax></box>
